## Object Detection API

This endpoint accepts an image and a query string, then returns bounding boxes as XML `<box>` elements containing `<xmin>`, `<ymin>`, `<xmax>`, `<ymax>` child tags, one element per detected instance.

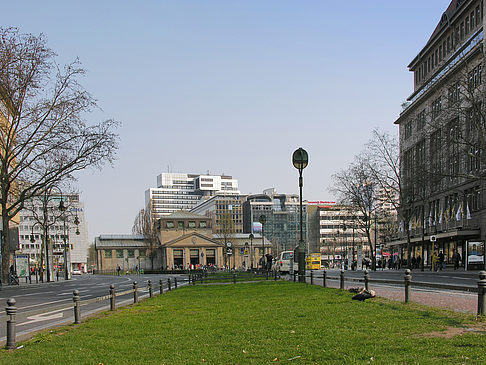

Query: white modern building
<box><xmin>18</xmin><ymin>193</ymin><xmax>89</xmax><ymax>274</ymax></box>
<box><xmin>145</xmin><ymin>172</ymin><xmax>240</xmax><ymax>218</ymax></box>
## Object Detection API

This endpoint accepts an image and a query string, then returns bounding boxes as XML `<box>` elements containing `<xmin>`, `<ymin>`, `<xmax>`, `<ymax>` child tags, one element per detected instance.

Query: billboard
<box><xmin>252</xmin><ymin>222</ymin><xmax>262</xmax><ymax>233</ymax></box>
<box><xmin>467</xmin><ymin>241</ymin><xmax>484</xmax><ymax>266</ymax></box>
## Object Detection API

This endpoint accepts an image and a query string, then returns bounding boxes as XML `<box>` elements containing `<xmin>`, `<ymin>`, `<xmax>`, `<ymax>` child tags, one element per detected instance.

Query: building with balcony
<box><xmin>307</xmin><ymin>202</ymin><xmax>369</xmax><ymax>269</ymax></box>
<box><xmin>18</xmin><ymin>193</ymin><xmax>89</xmax><ymax>273</ymax></box>
<box><xmin>394</xmin><ymin>0</ymin><xmax>485</xmax><ymax>270</ymax></box>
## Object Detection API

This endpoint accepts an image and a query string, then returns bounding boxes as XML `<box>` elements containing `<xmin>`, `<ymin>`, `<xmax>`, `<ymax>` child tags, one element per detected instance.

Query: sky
<box><xmin>2</xmin><ymin>0</ymin><xmax>452</xmax><ymax>242</ymax></box>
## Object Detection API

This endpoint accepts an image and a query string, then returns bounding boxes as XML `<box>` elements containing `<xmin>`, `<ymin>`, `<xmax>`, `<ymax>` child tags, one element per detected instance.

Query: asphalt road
<box><xmin>0</xmin><ymin>273</ymin><xmax>188</xmax><ymax>344</ymax></box>
<box><xmin>307</xmin><ymin>268</ymin><xmax>481</xmax><ymax>289</ymax></box>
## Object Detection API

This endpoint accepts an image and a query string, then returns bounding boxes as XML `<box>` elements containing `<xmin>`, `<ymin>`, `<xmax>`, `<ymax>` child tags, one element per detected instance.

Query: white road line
<box><xmin>18</xmin><ymin>298</ymin><xmax>71</xmax><ymax>311</ymax></box>
<box><xmin>5</xmin><ymin>291</ymin><xmax>55</xmax><ymax>298</ymax></box>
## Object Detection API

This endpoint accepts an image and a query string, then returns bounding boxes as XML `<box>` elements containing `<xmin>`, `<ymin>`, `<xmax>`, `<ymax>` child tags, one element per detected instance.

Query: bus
<box><xmin>306</xmin><ymin>253</ymin><xmax>321</xmax><ymax>270</ymax></box>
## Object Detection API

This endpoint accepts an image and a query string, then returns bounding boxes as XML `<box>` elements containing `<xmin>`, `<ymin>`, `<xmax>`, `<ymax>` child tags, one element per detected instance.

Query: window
<box><xmin>178</xmin><ymin>221</ymin><xmax>184</xmax><ymax>229</ymax></box>
<box><xmin>166</xmin><ymin>221</ymin><xmax>174</xmax><ymax>228</ymax></box>
<box><xmin>432</xmin><ymin>96</ymin><xmax>442</xmax><ymax>119</ymax></box>
<box><xmin>403</xmin><ymin>120</ymin><xmax>413</xmax><ymax>140</ymax></box>
<box><xmin>468</xmin><ymin>64</ymin><xmax>482</xmax><ymax>89</ymax></box>
<box><xmin>199</xmin><ymin>221</ymin><xmax>207</xmax><ymax>228</ymax></box>
<box><xmin>465</xmin><ymin>15</ymin><xmax>470</xmax><ymax>34</ymax></box>
<box><xmin>139</xmin><ymin>249</ymin><xmax>146</xmax><ymax>258</ymax></box>
<box><xmin>448</xmin><ymin>83</ymin><xmax>460</xmax><ymax>106</ymax></box>
<box><xmin>476</xmin><ymin>6</ymin><xmax>481</xmax><ymax>27</ymax></box>
<box><xmin>188</xmin><ymin>221</ymin><xmax>196</xmax><ymax>228</ymax></box>
<box><xmin>104</xmin><ymin>250</ymin><xmax>112</xmax><ymax>258</ymax></box>
<box><xmin>116</xmin><ymin>250</ymin><xmax>124</xmax><ymax>258</ymax></box>
<box><xmin>417</xmin><ymin>109</ymin><xmax>426</xmax><ymax>130</ymax></box>
<box><xmin>128</xmin><ymin>249</ymin><xmax>135</xmax><ymax>258</ymax></box>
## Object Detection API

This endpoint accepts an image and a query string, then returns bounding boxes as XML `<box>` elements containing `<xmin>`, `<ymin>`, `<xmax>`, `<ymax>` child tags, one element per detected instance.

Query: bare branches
<box><xmin>0</xmin><ymin>27</ymin><xmax>119</xmax><ymax>282</ymax></box>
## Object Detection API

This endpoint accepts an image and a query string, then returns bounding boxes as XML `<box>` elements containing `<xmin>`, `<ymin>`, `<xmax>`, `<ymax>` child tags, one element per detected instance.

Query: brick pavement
<box><xmin>320</xmin><ymin>277</ymin><xmax>478</xmax><ymax>314</ymax></box>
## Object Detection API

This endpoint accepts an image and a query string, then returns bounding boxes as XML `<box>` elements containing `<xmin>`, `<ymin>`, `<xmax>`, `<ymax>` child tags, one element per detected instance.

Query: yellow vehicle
<box><xmin>306</xmin><ymin>253</ymin><xmax>321</xmax><ymax>270</ymax></box>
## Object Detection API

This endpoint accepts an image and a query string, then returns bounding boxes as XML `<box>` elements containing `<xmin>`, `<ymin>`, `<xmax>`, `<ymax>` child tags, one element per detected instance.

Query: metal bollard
<box><xmin>274</xmin><ymin>271</ymin><xmax>277</xmax><ymax>281</ymax></box>
<box><xmin>148</xmin><ymin>280</ymin><xmax>153</xmax><ymax>298</ymax></box>
<box><xmin>110</xmin><ymin>284</ymin><xmax>116</xmax><ymax>311</ymax></box>
<box><xmin>310</xmin><ymin>271</ymin><xmax>314</xmax><ymax>285</ymax></box>
<box><xmin>193</xmin><ymin>275</ymin><xmax>196</xmax><ymax>285</ymax></box>
<box><xmin>322</xmin><ymin>270</ymin><xmax>327</xmax><ymax>288</ymax></box>
<box><xmin>133</xmin><ymin>281</ymin><xmax>139</xmax><ymax>304</ymax></box>
<box><xmin>364</xmin><ymin>270</ymin><xmax>370</xmax><ymax>291</ymax></box>
<box><xmin>174</xmin><ymin>277</ymin><xmax>178</xmax><ymax>289</ymax></box>
<box><xmin>159</xmin><ymin>279</ymin><xmax>163</xmax><ymax>294</ymax></box>
<box><xmin>188</xmin><ymin>274</ymin><xmax>192</xmax><ymax>285</ymax></box>
<box><xmin>168</xmin><ymin>278</ymin><xmax>172</xmax><ymax>291</ymax></box>
<box><xmin>233</xmin><ymin>273</ymin><xmax>237</xmax><ymax>284</ymax></box>
<box><xmin>340</xmin><ymin>270</ymin><xmax>345</xmax><ymax>290</ymax></box>
<box><xmin>404</xmin><ymin>269</ymin><xmax>412</xmax><ymax>303</ymax></box>
<box><xmin>266</xmin><ymin>271</ymin><xmax>268</xmax><ymax>280</ymax></box>
<box><xmin>200</xmin><ymin>274</ymin><xmax>203</xmax><ymax>284</ymax></box>
<box><xmin>73</xmin><ymin>290</ymin><xmax>81</xmax><ymax>324</ymax></box>
<box><xmin>477</xmin><ymin>271</ymin><xmax>486</xmax><ymax>315</ymax></box>
<box><xmin>293</xmin><ymin>272</ymin><xmax>296</xmax><ymax>282</ymax></box>
<box><xmin>5</xmin><ymin>298</ymin><xmax>16</xmax><ymax>350</ymax></box>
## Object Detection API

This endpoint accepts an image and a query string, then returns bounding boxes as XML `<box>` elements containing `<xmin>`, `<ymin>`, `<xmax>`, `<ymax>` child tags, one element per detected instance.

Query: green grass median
<box><xmin>1</xmin><ymin>281</ymin><xmax>485</xmax><ymax>364</ymax></box>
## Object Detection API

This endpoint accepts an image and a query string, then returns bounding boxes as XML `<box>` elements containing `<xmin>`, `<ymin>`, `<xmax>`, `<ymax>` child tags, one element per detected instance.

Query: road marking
<box><xmin>18</xmin><ymin>298</ymin><xmax>71</xmax><ymax>311</ymax></box>
<box><xmin>18</xmin><ymin>307</ymin><xmax>67</xmax><ymax>326</ymax></box>
<box><xmin>9</xmin><ymin>291</ymin><xmax>56</xmax><ymax>298</ymax></box>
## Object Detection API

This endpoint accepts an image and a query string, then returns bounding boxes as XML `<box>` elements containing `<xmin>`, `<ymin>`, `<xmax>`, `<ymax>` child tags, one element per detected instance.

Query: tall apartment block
<box><xmin>393</xmin><ymin>0</ymin><xmax>486</xmax><ymax>270</ymax></box>
<box><xmin>145</xmin><ymin>173</ymin><xmax>240</xmax><ymax>219</ymax></box>
<box><xmin>18</xmin><ymin>193</ymin><xmax>89</xmax><ymax>273</ymax></box>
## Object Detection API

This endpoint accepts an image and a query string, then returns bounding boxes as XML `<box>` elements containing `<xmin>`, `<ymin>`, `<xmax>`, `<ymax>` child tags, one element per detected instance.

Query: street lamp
<box><xmin>249</xmin><ymin>233</ymin><xmax>254</xmax><ymax>270</ymax></box>
<box><xmin>292</xmin><ymin>147</ymin><xmax>308</xmax><ymax>283</ymax></box>
<box><xmin>259</xmin><ymin>215</ymin><xmax>266</xmax><ymax>271</ymax></box>
<box><xmin>244</xmin><ymin>242</ymin><xmax>249</xmax><ymax>270</ymax></box>
<box><xmin>59</xmin><ymin>196</ymin><xmax>81</xmax><ymax>280</ymax></box>
<box><xmin>342</xmin><ymin>222</ymin><xmax>347</xmax><ymax>270</ymax></box>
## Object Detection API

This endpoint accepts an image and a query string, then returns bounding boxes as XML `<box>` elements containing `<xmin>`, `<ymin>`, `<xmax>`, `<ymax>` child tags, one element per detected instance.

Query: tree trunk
<box><xmin>1</xmin><ymin>203</ymin><xmax>10</xmax><ymax>285</ymax></box>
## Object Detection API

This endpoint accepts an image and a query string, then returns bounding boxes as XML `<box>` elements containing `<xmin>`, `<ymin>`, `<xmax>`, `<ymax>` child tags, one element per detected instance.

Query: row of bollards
<box><xmin>310</xmin><ymin>269</ymin><xmax>486</xmax><ymax>315</ymax></box>
<box><xmin>5</xmin><ymin>276</ymin><xmax>182</xmax><ymax>350</ymax></box>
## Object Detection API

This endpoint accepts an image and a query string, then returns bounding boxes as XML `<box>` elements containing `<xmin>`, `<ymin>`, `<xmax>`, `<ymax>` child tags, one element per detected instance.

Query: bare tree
<box><xmin>331</xmin><ymin>159</ymin><xmax>378</xmax><ymax>270</ymax></box>
<box><xmin>132</xmin><ymin>203</ymin><xmax>159</xmax><ymax>270</ymax></box>
<box><xmin>0</xmin><ymin>28</ymin><xmax>119</xmax><ymax>283</ymax></box>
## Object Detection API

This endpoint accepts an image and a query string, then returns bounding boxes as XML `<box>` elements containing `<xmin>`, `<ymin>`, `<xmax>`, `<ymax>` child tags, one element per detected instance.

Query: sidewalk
<box><xmin>322</xmin><ymin>277</ymin><xmax>478</xmax><ymax>314</ymax></box>
<box><xmin>0</xmin><ymin>274</ymin><xmax>68</xmax><ymax>290</ymax></box>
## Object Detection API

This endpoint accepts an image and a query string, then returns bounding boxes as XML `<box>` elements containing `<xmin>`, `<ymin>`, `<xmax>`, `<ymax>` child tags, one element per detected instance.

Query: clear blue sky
<box><xmin>2</xmin><ymin>0</ymin><xmax>452</xmax><ymax>242</ymax></box>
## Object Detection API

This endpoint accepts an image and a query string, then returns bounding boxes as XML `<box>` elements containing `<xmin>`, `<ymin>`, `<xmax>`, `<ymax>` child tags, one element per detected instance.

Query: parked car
<box><xmin>73</xmin><ymin>269</ymin><xmax>82</xmax><ymax>275</ymax></box>
<box><xmin>275</xmin><ymin>251</ymin><xmax>299</xmax><ymax>274</ymax></box>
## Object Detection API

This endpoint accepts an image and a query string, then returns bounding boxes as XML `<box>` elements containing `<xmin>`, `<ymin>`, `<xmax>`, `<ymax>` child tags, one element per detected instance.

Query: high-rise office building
<box><xmin>145</xmin><ymin>173</ymin><xmax>240</xmax><ymax>219</ymax></box>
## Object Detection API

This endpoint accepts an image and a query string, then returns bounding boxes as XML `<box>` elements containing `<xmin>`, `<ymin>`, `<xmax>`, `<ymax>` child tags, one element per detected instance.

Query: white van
<box><xmin>275</xmin><ymin>251</ymin><xmax>299</xmax><ymax>274</ymax></box>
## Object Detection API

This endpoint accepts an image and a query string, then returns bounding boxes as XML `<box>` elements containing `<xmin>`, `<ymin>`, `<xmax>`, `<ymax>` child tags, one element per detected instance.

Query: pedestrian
<box><xmin>411</xmin><ymin>256</ymin><xmax>416</xmax><ymax>269</ymax></box>
<box><xmin>116</xmin><ymin>265</ymin><xmax>121</xmax><ymax>276</ymax></box>
<box><xmin>431</xmin><ymin>252</ymin><xmax>439</xmax><ymax>271</ymax></box>
<box><xmin>438</xmin><ymin>251</ymin><xmax>445</xmax><ymax>270</ymax></box>
<box><xmin>416</xmin><ymin>254</ymin><xmax>421</xmax><ymax>269</ymax></box>
<box><xmin>453</xmin><ymin>250</ymin><xmax>461</xmax><ymax>270</ymax></box>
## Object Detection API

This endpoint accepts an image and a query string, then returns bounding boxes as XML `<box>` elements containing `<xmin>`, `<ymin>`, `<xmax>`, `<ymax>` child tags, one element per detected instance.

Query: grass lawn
<box><xmin>1</xmin><ymin>281</ymin><xmax>485</xmax><ymax>364</ymax></box>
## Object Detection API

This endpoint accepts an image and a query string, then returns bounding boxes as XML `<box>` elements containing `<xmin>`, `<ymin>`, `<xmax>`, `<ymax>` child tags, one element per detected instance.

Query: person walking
<box><xmin>438</xmin><ymin>251</ymin><xmax>445</xmax><ymax>270</ymax></box>
<box><xmin>453</xmin><ymin>250</ymin><xmax>461</xmax><ymax>270</ymax></box>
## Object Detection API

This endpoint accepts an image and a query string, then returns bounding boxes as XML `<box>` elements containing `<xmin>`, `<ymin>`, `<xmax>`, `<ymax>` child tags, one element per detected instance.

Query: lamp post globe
<box><xmin>292</xmin><ymin>147</ymin><xmax>309</xmax><ymax>170</ymax></box>
<box><xmin>292</xmin><ymin>147</ymin><xmax>308</xmax><ymax>283</ymax></box>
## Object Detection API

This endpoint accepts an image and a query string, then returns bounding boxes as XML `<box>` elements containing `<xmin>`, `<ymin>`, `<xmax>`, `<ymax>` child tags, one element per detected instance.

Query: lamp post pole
<box><xmin>249</xmin><ymin>233</ymin><xmax>254</xmax><ymax>270</ymax></box>
<box><xmin>292</xmin><ymin>147</ymin><xmax>308</xmax><ymax>283</ymax></box>
<box><xmin>259</xmin><ymin>215</ymin><xmax>266</xmax><ymax>271</ymax></box>
<box><xmin>244</xmin><ymin>242</ymin><xmax>249</xmax><ymax>270</ymax></box>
